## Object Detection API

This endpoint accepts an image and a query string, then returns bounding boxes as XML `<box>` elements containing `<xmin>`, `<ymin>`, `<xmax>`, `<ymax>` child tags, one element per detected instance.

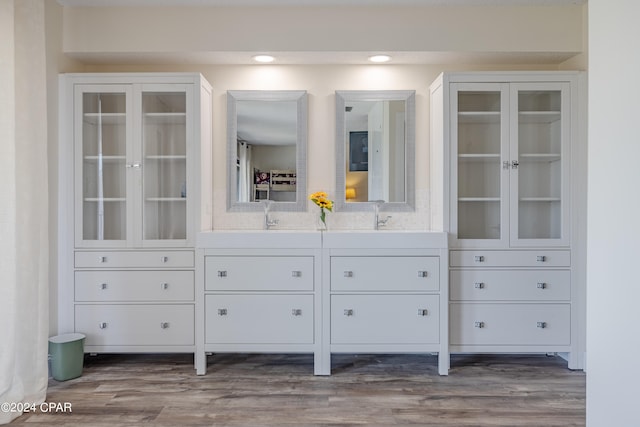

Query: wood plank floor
<box><xmin>12</xmin><ymin>353</ymin><xmax>585</xmax><ymax>426</ymax></box>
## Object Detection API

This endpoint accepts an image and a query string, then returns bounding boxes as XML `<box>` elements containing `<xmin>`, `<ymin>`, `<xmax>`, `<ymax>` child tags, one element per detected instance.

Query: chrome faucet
<box><xmin>260</xmin><ymin>200</ymin><xmax>278</xmax><ymax>230</ymax></box>
<box><xmin>371</xmin><ymin>200</ymin><xmax>391</xmax><ymax>230</ymax></box>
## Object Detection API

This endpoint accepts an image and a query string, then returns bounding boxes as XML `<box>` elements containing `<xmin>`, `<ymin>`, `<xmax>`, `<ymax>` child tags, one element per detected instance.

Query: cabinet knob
<box><xmin>417</xmin><ymin>309</ymin><xmax>428</xmax><ymax>316</ymax></box>
<box><xmin>218</xmin><ymin>308</ymin><xmax>227</xmax><ymax>316</ymax></box>
<box><xmin>474</xmin><ymin>282</ymin><xmax>485</xmax><ymax>289</ymax></box>
<box><xmin>99</xmin><ymin>256</ymin><xmax>108</xmax><ymax>263</ymax></box>
<box><xmin>417</xmin><ymin>271</ymin><xmax>428</xmax><ymax>278</ymax></box>
<box><xmin>537</xmin><ymin>321</ymin><xmax>547</xmax><ymax>329</ymax></box>
<box><xmin>161</xmin><ymin>256</ymin><xmax>169</xmax><ymax>263</ymax></box>
<box><xmin>343</xmin><ymin>271</ymin><xmax>353</xmax><ymax>278</ymax></box>
<box><xmin>161</xmin><ymin>283</ymin><xmax>169</xmax><ymax>290</ymax></box>
<box><xmin>291</xmin><ymin>309</ymin><xmax>302</xmax><ymax>316</ymax></box>
<box><xmin>217</xmin><ymin>270</ymin><xmax>227</xmax><ymax>278</ymax></box>
<box><xmin>291</xmin><ymin>271</ymin><xmax>302</xmax><ymax>278</ymax></box>
<box><xmin>536</xmin><ymin>282</ymin><xmax>547</xmax><ymax>289</ymax></box>
<box><xmin>474</xmin><ymin>321</ymin><xmax>484</xmax><ymax>328</ymax></box>
<box><xmin>511</xmin><ymin>160</ymin><xmax>519</xmax><ymax>169</ymax></box>
<box><xmin>344</xmin><ymin>309</ymin><xmax>354</xmax><ymax>316</ymax></box>
<box><xmin>100</xmin><ymin>283</ymin><xmax>108</xmax><ymax>290</ymax></box>
<box><xmin>474</xmin><ymin>255</ymin><xmax>484</xmax><ymax>263</ymax></box>
<box><xmin>160</xmin><ymin>322</ymin><xmax>170</xmax><ymax>329</ymax></box>
<box><xmin>536</xmin><ymin>255</ymin><xmax>546</xmax><ymax>262</ymax></box>
<box><xmin>98</xmin><ymin>322</ymin><xmax>108</xmax><ymax>329</ymax></box>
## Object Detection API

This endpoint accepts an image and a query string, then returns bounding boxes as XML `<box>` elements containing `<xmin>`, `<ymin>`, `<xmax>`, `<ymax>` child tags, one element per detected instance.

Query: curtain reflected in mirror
<box><xmin>227</xmin><ymin>91</ymin><xmax>307</xmax><ymax>212</ymax></box>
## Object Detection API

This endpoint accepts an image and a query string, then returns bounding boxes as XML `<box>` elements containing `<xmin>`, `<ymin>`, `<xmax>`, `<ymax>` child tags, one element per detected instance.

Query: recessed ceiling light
<box><xmin>253</xmin><ymin>55</ymin><xmax>275</xmax><ymax>63</ymax></box>
<box><xmin>368</xmin><ymin>55</ymin><xmax>391</xmax><ymax>63</ymax></box>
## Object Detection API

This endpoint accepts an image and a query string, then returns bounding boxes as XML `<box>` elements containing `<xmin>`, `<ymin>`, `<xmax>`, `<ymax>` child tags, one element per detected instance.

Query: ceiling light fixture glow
<box><xmin>253</xmin><ymin>55</ymin><xmax>275</xmax><ymax>63</ymax></box>
<box><xmin>368</xmin><ymin>55</ymin><xmax>391</xmax><ymax>63</ymax></box>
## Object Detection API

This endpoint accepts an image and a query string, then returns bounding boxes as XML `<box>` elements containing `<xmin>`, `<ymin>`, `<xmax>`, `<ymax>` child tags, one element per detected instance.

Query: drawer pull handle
<box><xmin>98</xmin><ymin>322</ymin><xmax>108</xmax><ymax>329</ymax></box>
<box><xmin>291</xmin><ymin>309</ymin><xmax>302</xmax><ymax>316</ymax></box>
<box><xmin>161</xmin><ymin>283</ymin><xmax>169</xmax><ymax>290</ymax></box>
<box><xmin>291</xmin><ymin>271</ymin><xmax>302</xmax><ymax>278</ymax></box>
<box><xmin>101</xmin><ymin>283</ymin><xmax>108</xmax><ymax>290</ymax></box>
<box><xmin>417</xmin><ymin>271</ymin><xmax>428</xmax><ymax>278</ymax></box>
<box><xmin>344</xmin><ymin>309</ymin><xmax>354</xmax><ymax>316</ymax></box>
<box><xmin>537</xmin><ymin>282</ymin><xmax>547</xmax><ymax>289</ymax></box>
<box><xmin>474</xmin><ymin>282</ymin><xmax>485</xmax><ymax>289</ymax></box>
<box><xmin>160</xmin><ymin>322</ymin><xmax>170</xmax><ymax>329</ymax></box>
<box><xmin>218</xmin><ymin>309</ymin><xmax>227</xmax><ymax>316</ymax></box>
<box><xmin>417</xmin><ymin>309</ymin><xmax>428</xmax><ymax>316</ymax></box>
<box><xmin>343</xmin><ymin>271</ymin><xmax>353</xmax><ymax>278</ymax></box>
<box><xmin>161</xmin><ymin>256</ymin><xmax>169</xmax><ymax>263</ymax></box>
<box><xmin>537</xmin><ymin>321</ymin><xmax>547</xmax><ymax>329</ymax></box>
<box><xmin>474</xmin><ymin>321</ymin><xmax>484</xmax><ymax>328</ymax></box>
<box><xmin>99</xmin><ymin>256</ymin><xmax>107</xmax><ymax>263</ymax></box>
<box><xmin>474</xmin><ymin>256</ymin><xmax>484</xmax><ymax>263</ymax></box>
<box><xmin>537</xmin><ymin>255</ymin><xmax>546</xmax><ymax>262</ymax></box>
<box><xmin>217</xmin><ymin>270</ymin><xmax>227</xmax><ymax>278</ymax></box>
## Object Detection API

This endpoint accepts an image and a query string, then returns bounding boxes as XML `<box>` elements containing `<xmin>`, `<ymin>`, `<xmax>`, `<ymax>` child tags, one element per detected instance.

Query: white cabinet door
<box><xmin>205</xmin><ymin>256</ymin><xmax>314</xmax><ymax>291</ymax></box>
<box><xmin>75</xmin><ymin>304</ymin><xmax>194</xmax><ymax>346</ymax></box>
<box><xmin>74</xmin><ymin>84</ymin><xmax>133</xmax><ymax>248</ymax></box>
<box><xmin>73</xmin><ymin>82</ymin><xmax>195</xmax><ymax>248</ymax></box>
<box><xmin>330</xmin><ymin>256</ymin><xmax>439</xmax><ymax>292</ymax></box>
<box><xmin>450</xmin><ymin>303</ymin><xmax>570</xmax><ymax>345</ymax></box>
<box><xmin>331</xmin><ymin>294</ymin><xmax>439</xmax><ymax>344</ymax></box>
<box><xmin>509</xmin><ymin>82</ymin><xmax>571</xmax><ymax>247</ymax></box>
<box><xmin>450</xmin><ymin>83</ymin><xmax>510</xmax><ymax>247</ymax></box>
<box><xmin>205</xmin><ymin>294</ymin><xmax>314</xmax><ymax>344</ymax></box>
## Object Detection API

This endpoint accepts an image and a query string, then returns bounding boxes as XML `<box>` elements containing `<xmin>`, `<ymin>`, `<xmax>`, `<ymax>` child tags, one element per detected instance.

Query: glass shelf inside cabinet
<box><xmin>81</xmin><ymin>92</ymin><xmax>127</xmax><ymax>242</ymax></box>
<box><xmin>456</xmin><ymin>91</ymin><xmax>502</xmax><ymax>240</ymax></box>
<box><xmin>517</xmin><ymin>90</ymin><xmax>563</xmax><ymax>240</ymax></box>
<box><xmin>142</xmin><ymin>91</ymin><xmax>187</xmax><ymax>241</ymax></box>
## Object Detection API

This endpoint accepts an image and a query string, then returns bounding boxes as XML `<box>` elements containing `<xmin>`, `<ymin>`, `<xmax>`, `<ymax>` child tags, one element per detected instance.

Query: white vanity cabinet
<box><xmin>196</xmin><ymin>232</ymin><xmax>323</xmax><ymax>375</ymax></box>
<box><xmin>59</xmin><ymin>73</ymin><xmax>212</xmax><ymax>359</ymax></box>
<box><xmin>430</xmin><ymin>72</ymin><xmax>586</xmax><ymax>369</ymax></box>
<box><xmin>322</xmin><ymin>232</ymin><xmax>449</xmax><ymax>375</ymax></box>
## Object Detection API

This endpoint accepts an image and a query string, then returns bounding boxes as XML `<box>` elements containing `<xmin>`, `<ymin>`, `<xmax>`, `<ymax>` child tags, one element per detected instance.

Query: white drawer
<box><xmin>205</xmin><ymin>256</ymin><xmax>314</xmax><ymax>291</ymax></box>
<box><xmin>450</xmin><ymin>303</ymin><xmax>570</xmax><ymax>346</ymax></box>
<box><xmin>205</xmin><ymin>294</ymin><xmax>314</xmax><ymax>344</ymax></box>
<box><xmin>331</xmin><ymin>256</ymin><xmax>439</xmax><ymax>292</ymax></box>
<box><xmin>75</xmin><ymin>271</ymin><xmax>194</xmax><ymax>302</ymax></box>
<box><xmin>450</xmin><ymin>270</ymin><xmax>570</xmax><ymax>302</ymax></box>
<box><xmin>331</xmin><ymin>294</ymin><xmax>439</xmax><ymax>344</ymax></box>
<box><xmin>75</xmin><ymin>251</ymin><xmax>194</xmax><ymax>268</ymax></box>
<box><xmin>75</xmin><ymin>304</ymin><xmax>194</xmax><ymax>346</ymax></box>
<box><xmin>450</xmin><ymin>250</ymin><xmax>570</xmax><ymax>267</ymax></box>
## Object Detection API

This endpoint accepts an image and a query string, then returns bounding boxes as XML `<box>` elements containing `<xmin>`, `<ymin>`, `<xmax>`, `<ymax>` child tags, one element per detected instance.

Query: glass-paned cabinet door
<box><xmin>510</xmin><ymin>83</ymin><xmax>570</xmax><ymax>246</ymax></box>
<box><xmin>75</xmin><ymin>86</ymin><xmax>132</xmax><ymax>247</ymax></box>
<box><xmin>452</xmin><ymin>83</ymin><xmax>509</xmax><ymax>245</ymax></box>
<box><xmin>140</xmin><ymin>85</ymin><xmax>192</xmax><ymax>244</ymax></box>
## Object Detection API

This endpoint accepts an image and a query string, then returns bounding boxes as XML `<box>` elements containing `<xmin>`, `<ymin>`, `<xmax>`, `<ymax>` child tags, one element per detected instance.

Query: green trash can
<box><xmin>48</xmin><ymin>333</ymin><xmax>85</xmax><ymax>381</ymax></box>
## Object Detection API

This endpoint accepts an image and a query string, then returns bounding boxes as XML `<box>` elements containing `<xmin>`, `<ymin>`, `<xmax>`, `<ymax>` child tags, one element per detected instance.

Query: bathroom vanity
<box><xmin>196</xmin><ymin>230</ymin><xmax>449</xmax><ymax>376</ymax></box>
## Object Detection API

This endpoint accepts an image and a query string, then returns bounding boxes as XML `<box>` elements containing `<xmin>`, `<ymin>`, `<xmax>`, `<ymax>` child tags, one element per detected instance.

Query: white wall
<box><xmin>587</xmin><ymin>1</ymin><xmax>640</xmax><ymax>425</ymax></box>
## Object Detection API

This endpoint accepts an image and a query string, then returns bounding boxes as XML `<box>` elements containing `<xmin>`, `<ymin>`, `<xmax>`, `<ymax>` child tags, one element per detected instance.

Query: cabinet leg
<box><xmin>195</xmin><ymin>351</ymin><xmax>207</xmax><ymax>375</ymax></box>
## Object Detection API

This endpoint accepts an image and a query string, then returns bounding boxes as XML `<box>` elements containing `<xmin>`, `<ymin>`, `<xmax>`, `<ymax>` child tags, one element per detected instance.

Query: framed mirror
<box><xmin>335</xmin><ymin>90</ymin><xmax>416</xmax><ymax>212</ymax></box>
<box><xmin>227</xmin><ymin>90</ymin><xmax>307</xmax><ymax>212</ymax></box>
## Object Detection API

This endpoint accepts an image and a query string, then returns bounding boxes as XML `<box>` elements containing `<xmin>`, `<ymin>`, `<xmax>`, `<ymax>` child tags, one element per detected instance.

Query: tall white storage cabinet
<box><xmin>430</xmin><ymin>72</ymin><xmax>586</xmax><ymax>370</ymax></box>
<box><xmin>58</xmin><ymin>73</ymin><xmax>212</xmax><ymax>363</ymax></box>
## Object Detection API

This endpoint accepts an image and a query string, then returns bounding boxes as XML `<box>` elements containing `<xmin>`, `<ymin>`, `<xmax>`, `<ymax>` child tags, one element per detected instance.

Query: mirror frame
<box><xmin>226</xmin><ymin>90</ymin><xmax>308</xmax><ymax>212</ymax></box>
<box><xmin>334</xmin><ymin>90</ymin><xmax>416</xmax><ymax>212</ymax></box>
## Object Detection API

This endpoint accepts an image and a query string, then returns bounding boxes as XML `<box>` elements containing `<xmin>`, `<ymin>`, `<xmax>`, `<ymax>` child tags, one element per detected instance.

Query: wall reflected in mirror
<box><xmin>335</xmin><ymin>90</ymin><xmax>415</xmax><ymax>213</ymax></box>
<box><xmin>345</xmin><ymin>100</ymin><xmax>406</xmax><ymax>203</ymax></box>
<box><xmin>227</xmin><ymin>91</ymin><xmax>307</xmax><ymax>212</ymax></box>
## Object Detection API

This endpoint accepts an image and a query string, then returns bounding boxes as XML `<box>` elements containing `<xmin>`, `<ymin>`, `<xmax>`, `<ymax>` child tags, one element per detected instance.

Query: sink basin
<box><xmin>323</xmin><ymin>231</ymin><xmax>447</xmax><ymax>249</ymax></box>
<box><xmin>197</xmin><ymin>230</ymin><xmax>321</xmax><ymax>249</ymax></box>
